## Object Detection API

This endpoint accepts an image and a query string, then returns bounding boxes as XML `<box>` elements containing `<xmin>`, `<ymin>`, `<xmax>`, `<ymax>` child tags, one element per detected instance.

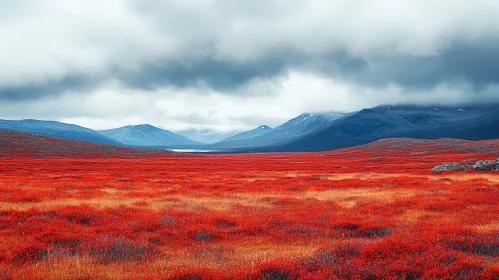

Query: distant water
<box><xmin>170</xmin><ymin>149</ymin><xmax>219</xmax><ymax>153</ymax></box>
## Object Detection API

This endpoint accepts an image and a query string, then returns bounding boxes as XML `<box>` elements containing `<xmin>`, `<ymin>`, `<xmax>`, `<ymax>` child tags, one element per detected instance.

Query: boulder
<box><xmin>462</xmin><ymin>159</ymin><xmax>479</xmax><ymax>164</ymax></box>
<box><xmin>432</xmin><ymin>162</ymin><xmax>471</xmax><ymax>172</ymax></box>
<box><xmin>472</xmin><ymin>159</ymin><xmax>499</xmax><ymax>171</ymax></box>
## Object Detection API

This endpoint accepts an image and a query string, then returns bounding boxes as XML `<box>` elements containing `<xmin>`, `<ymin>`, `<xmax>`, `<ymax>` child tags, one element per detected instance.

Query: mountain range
<box><xmin>1</xmin><ymin>103</ymin><xmax>498</xmax><ymax>152</ymax></box>
<box><xmin>271</xmin><ymin>104</ymin><xmax>499</xmax><ymax>152</ymax></box>
<box><xmin>99</xmin><ymin>124</ymin><xmax>201</xmax><ymax>147</ymax></box>
<box><xmin>209</xmin><ymin>112</ymin><xmax>347</xmax><ymax>150</ymax></box>
<box><xmin>0</xmin><ymin>119</ymin><xmax>120</xmax><ymax>145</ymax></box>
<box><xmin>219</xmin><ymin>125</ymin><xmax>272</xmax><ymax>143</ymax></box>
<box><xmin>176</xmin><ymin>128</ymin><xmax>239</xmax><ymax>144</ymax></box>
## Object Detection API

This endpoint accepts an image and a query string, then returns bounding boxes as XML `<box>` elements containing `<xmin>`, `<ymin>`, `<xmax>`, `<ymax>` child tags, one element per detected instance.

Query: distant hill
<box><xmin>271</xmin><ymin>104</ymin><xmax>499</xmax><ymax>151</ymax></box>
<box><xmin>0</xmin><ymin>119</ymin><xmax>121</xmax><ymax>145</ymax></box>
<box><xmin>3</xmin><ymin>103</ymin><xmax>499</xmax><ymax>153</ymax></box>
<box><xmin>0</xmin><ymin>129</ymin><xmax>174</xmax><ymax>158</ymax></box>
<box><xmin>99</xmin><ymin>124</ymin><xmax>202</xmax><ymax>147</ymax></box>
<box><xmin>358</xmin><ymin>137</ymin><xmax>499</xmax><ymax>156</ymax></box>
<box><xmin>210</xmin><ymin>112</ymin><xmax>347</xmax><ymax>150</ymax></box>
<box><xmin>176</xmin><ymin>128</ymin><xmax>239</xmax><ymax>144</ymax></box>
<box><xmin>219</xmin><ymin>125</ymin><xmax>272</xmax><ymax>142</ymax></box>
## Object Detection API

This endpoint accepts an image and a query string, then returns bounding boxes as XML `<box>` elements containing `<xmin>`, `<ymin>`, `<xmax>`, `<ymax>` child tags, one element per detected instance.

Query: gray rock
<box><xmin>432</xmin><ymin>162</ymin><xmax>471</xmax><ymax>172</ymax></box>
<box><xmin>433</xmin><ymin>159</ymin><xmax>499</xmax><ymax>172</ymax></box>
<box><xmin>472</xmin><ymin>160</ymin><xmax>499</xmax><ymax>171</ymax></box>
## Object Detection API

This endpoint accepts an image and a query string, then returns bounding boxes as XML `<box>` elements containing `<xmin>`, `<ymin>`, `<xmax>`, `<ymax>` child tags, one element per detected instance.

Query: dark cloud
<box><xmin>2</xmin><ymin>0</ymin><xmax>499</xmax><ymax>130</ymax></box>
<box><xmin>0</xmin><ymin>75</ymin><xmax>101</xmax><ymax>101</ymax></box>
<box><xmin>116</xmin><ymin>48</ymin><xmax>366</xmax><ymax>93</ymax></box>
<box><xmin>356</xmin><ymin>39</ymin><xmax>499</xmax><ymax>91</ymax></box>
<box><xmin>118</xmin><ymin>38</ymin><xmax>499</xmax><ymax>94</ymax></box>
<box><xmin>118</xmin><ymin>51</ymin><xmax>287</xmax><ymax>92</ymax></box>
<box><xmin>2</xmin><ymin>38</ymin><xmax>499</xmax><ymax>101</ymax></box>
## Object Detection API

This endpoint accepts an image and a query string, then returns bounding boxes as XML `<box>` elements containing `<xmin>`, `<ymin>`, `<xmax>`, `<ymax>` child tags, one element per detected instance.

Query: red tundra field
<box><xmin>0</xmin><ymin>129</ymin><xmax>499</xmax><ymax>279</ymax></box>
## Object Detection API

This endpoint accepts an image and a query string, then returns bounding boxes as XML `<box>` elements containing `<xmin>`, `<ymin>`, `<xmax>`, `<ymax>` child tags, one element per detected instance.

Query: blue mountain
<box><xmin>176</xmin><ymin>128</ymin><xmax>239</xmax><ymax>144</ymax></box>
<box><xmin>99</xmin><ymin>124</ymin><xmax>202</xmax><ymax>147</ymax></box>
<box><xmin>211</xmin><ymin>112</ymin><xmax>347</xmax><ymax>149</ymax></box>
<box><xmin>0</xmin><ymin>119</ymin><xmax>121</xmax><ymax>145</ymax></box>
<box><xmin>220</xmin><ymin>125</ymin><xmax>272</xmax><ymax>142</ymax></box>
<box><xmin>3</xmin><ymin>103</ymin><xmax>498</xmax><ymax>153</ymax></box>
<box><xmin>268</xmin><ymin>104</ymin><xmax>499</xmax><ymax>151</ymax></box>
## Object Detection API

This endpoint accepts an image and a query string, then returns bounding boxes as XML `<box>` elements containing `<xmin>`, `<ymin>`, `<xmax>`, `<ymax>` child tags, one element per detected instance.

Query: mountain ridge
<box><xmin>99</xmin><ymin>124</ymin><xmax>202</xmax><ymax>147</ymax></box>
<box><xmin>208</xmin><ymin>111</ymin><xmax>347</xmax><ymax>150</ymax></box>
<box><xmin>176</xmin><ymin>128</ymin><xmax>239</xmax><ymax>144</ymax></box>
<box><xmin>219</xmin><ymin>125</ymin><xmax>272</xmax><ymax>143</ymax></box>
<box><xmin>264</xmin><ymin>104</ymin><xmax>499</xmax><ymax>152</ymax></box>
<box><xmin>0</xmin><ymin>119</ymin><xmax>121</xmax><ymax>145</ymax></box>
<box><xmin>0</xmin><ymin>129</ymin><xmax>174</xmax><ymax>157</ymax></box>
<box><xmin>2</xmin><ymin>103</ymin><xmax>499</xmax><ymax>152</ymax></box>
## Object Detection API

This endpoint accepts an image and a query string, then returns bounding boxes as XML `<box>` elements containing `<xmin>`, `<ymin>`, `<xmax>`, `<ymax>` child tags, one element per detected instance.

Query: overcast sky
<box><xmin>1</xmin><ymin>0</ymin><xmax>499</xmax><ymax>131</ymax></box>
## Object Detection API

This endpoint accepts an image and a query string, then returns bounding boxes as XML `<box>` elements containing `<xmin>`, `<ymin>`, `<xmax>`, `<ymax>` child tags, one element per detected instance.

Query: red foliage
<box><xmin>0</xmin><ymin>130</ymin><xmax>499</xmax><ymax>278</ymax></box>
<box><xmin>0</xmin><ymin>129</ymin><xmax>175</xmax><ymax>158</ymax></box>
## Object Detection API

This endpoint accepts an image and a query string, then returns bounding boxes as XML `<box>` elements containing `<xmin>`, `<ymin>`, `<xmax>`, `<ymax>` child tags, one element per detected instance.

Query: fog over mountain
<box><xmin>1</xmin><ymin>0</ymin><xmax>499</xmax><ymax>132</ymax></box>
<box><xmin>99</xmin><ymin>124</ymin><xmax>202</xmax><ymax>147</ymax></box>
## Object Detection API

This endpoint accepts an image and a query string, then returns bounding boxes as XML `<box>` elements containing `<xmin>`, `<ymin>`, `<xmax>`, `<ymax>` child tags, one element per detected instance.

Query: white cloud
<box><xmin>1</xmin><ymin>0</ymin><xmax>499</xmax><ymax>130</ymax></box>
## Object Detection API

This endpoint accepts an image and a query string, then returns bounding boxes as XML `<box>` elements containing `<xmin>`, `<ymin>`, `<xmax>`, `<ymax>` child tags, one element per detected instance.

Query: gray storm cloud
<box><xmin>1</xmin><ymin>0</ymin><xmax>499</xmax><ymax>129</ymax></box>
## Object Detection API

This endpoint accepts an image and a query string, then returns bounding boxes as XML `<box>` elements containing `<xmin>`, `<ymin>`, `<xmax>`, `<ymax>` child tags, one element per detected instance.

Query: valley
<box><xmin>3</xmin><ymin>2</ymin><xmax>499</xmax><ymax>279</ymax></box>
<box><xmin>2</xmin><ymin>103</ymin><xmax>499</xmax><ymax>153</ymax></box>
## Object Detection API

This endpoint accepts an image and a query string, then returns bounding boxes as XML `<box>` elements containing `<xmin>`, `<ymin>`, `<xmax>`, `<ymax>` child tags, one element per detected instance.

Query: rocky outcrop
<box><xmin>433</xmin><ymin>159</ymin><xmax>499</xmax><ymax>172</ymax></box>
<box><xmin>472</xmin><ymin>159</ymin><xmax>499</xmax><ymax>171</ymax></box>
<box><xmin>432</xmin><ymin>162</ymin><xmax>472</xmax><ymax>172</ymax></box>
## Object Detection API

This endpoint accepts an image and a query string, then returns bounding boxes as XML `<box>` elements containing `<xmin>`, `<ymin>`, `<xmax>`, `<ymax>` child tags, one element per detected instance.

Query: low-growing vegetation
<box><xmin>0</xmin><ymin>131</ymin><xmax>498</xmax><ymax>279</ymax></box>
